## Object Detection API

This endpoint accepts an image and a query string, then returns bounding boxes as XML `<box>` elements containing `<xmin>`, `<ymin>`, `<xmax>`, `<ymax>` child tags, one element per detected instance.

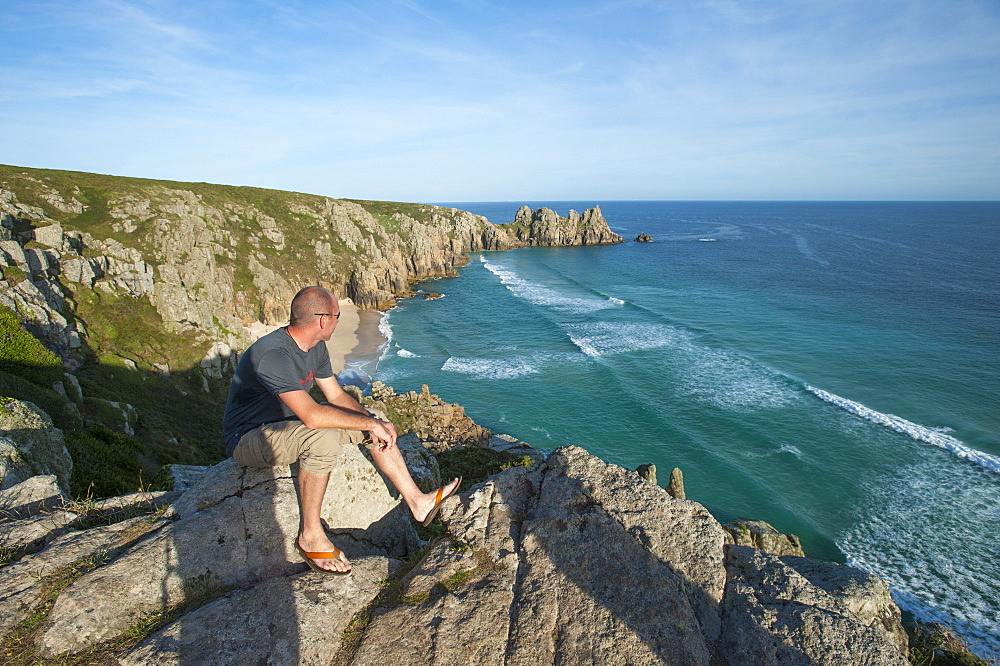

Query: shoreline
<box><xmin>328</xmin><ymin>300</ymin><xmax>388</xmax><ymax>390</ymax></box>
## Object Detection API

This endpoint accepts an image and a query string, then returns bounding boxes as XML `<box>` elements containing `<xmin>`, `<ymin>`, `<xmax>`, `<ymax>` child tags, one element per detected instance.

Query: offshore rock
<box><xmin>636</xmin><ymin>232</ymin><xmax>654</xmax><ymax>242</ymax></box>
<box><xmin>503</xmin><ymin>205</ymin><xmax>624</xmax><ymax>246</ymax></box>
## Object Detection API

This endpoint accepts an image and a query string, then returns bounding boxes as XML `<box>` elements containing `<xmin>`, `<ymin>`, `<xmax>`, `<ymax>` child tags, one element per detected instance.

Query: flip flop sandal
<box><xmin>421</xmin><ymin>476</ymin><xmax>463</xmax><ymax>527</ymax></box>
<box><xmin>296</xmin><ymin>542</ymin><xmax>351</xmax><ymax>575</ymax></box>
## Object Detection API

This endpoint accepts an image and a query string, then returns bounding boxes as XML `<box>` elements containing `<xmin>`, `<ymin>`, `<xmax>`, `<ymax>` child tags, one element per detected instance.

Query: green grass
<box><xmin>435</xmin><ymin>447</ymin><xmax>532</xmax><ymax>493</ymax></box>
<box><xmin>0</xmin><ymin>304</ymin><xmax>64</xmax><ymax>387</ymax></box>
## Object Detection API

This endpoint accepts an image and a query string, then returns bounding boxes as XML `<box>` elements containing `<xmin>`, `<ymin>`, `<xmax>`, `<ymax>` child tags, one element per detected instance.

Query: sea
<box><xmin>353</xmin><ymin>201</ymin><xmax>1000</xmax><ymax>658</ymax></box>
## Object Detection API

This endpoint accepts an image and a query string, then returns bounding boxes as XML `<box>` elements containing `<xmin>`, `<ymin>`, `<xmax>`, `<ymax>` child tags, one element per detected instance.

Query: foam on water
<box><xmin>807</xmin><ymin>386</ymin><xmax>1000</xmax><ymax>474</ymax></box>
<box><xmin>396</xmin><ymin>348</ymin><xmax>418</xmax><ymax>358</ymax></box>
<box><xmin>442</xmin><ymin>351</ymin><xmax>583</xmax><ymax>380</ymax></box>
<box><xmin>480</xmin><ymin>257</ymin><xmax>623</xmax><ymax>314</ymax></box>
<box><xmin>563</xmin><ymin>321</ymin><xmax>689</xmax><ymax>357</ymax></box>
<box><xmin>838</xmin><ymin>458</ymin><xmax>1000</xmax><ymax>659</ymax></box>
<box><xmin>563</xmin><ymin>321</ymin><xmax>799</xmax><ymax>410</ymax></box>
<box><xmin>378</xmin><ymin>313</ymin><xmax>394</xmax><ymax>351</ymax></box>
<box><xmin>679</xmin><ymin>347</ymin><xmax>799</xmax><ymax>410</ymax></box>
<box><xmin>442</xmin><ymin>356</ymin><xmax>540</xmax><ymax>380</ymax></box>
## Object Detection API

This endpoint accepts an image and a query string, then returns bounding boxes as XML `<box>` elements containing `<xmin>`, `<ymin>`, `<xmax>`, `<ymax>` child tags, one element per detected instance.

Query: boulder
<box><xmin>0</xmin><ymin>474</ymin><xmax>65</xmax><ymax>520</ymax></box>
<box><xmin>0</xmin><ymin>399</ymin><xmax>72</xmax><ymax>495</ymax></box>
<box><xmin>719</xmin><ymin>546</ymin><xmax>909</xmax><ymax>664</ymax></box>
<box><xmin>635</xmin><ymin>233</ymin><xmax>654</xmax><ymax>242</ymax></box>
<box><xmin>636</xmin><ymin>462</ymin><xmax>657</xmax><ymax>484</ymax></box>
<box><xmin>121</xmin><ymin>556</ymin><xmax>399</xmax><ymax>665</ymax></box>
<box><xmin>36</xmin><ymin>440</ymin><xmax>420</xmax><ymax>657</ymax></box>
<box><xmin>0</xmin><ymin>509</ymin><xmax>80</xmax><ymax>558</ymax></box>
<box><xmin>723</xmin><ymin>518</ymin><xmax>805</xmax><ymax>557</ymax></box>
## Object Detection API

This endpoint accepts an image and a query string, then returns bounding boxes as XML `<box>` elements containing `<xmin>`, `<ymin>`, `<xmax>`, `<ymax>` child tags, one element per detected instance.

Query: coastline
<box><xmin>328</xmin><ymin>299</ymin><xmax>387</xmax><ymax>389</ymax></box>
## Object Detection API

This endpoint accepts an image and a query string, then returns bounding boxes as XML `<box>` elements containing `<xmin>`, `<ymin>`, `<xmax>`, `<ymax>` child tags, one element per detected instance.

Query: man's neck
<box><xmin>285</xmin><ymin>325</ymin><xmax>317</xmax><ymax>352</ymax></box>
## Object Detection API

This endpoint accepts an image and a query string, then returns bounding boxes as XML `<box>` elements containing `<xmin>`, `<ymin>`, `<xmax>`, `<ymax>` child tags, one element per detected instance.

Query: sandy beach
<box><xmin>327</xmin><ymin>299</ymin><xmax>386</xmax><ymax>387</ymax></box>
<box><xmin>325</xmin><ymin>299</ymin><xmax>361</xmax><ymax>374</ymax></box>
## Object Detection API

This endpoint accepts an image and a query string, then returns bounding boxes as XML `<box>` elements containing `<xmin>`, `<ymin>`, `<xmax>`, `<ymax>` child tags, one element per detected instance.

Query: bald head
<box><xmin>289</xmin><ymin>286</ymin><xmax>337</xmax><ymax>328</ymax></box>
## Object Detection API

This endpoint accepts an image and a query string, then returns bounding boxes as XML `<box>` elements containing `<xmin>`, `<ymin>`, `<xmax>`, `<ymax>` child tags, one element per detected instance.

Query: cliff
<box><xmin>0</xmin><ymin>164</ymin><xmax>621</xmax><ymax>491</ymax></box>
<box><xmin>0</xmin><ymin>402</ymin><xmax>911</xmax><ymax>664</ymax></box>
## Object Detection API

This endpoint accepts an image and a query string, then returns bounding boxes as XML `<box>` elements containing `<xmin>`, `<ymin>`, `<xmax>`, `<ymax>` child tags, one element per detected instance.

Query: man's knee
<box><xmin>297</xmin><ymin>425</ymin><xmax>364</xmax><ymax>474</ymax></box>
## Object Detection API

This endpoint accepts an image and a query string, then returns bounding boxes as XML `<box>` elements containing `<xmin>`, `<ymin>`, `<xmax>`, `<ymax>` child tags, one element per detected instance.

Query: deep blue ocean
<box><xmin>366</xmin><ymin>201</ymin><xmax>999</xmax><ymax>657</ymax></box>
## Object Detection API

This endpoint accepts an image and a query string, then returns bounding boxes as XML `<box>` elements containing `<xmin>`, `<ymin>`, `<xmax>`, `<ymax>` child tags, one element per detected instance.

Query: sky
<box><xmin>2</xmin><ymin>0</ymin><xmax>999</xmax><ymax>202</ymax></box>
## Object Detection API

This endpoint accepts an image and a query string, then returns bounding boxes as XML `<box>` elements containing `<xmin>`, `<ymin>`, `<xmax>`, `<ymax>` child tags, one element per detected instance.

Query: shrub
<box><xmin>64</xmin><ymin>423</ymin><xmax>144</xmax><ymax>499</ymax></box>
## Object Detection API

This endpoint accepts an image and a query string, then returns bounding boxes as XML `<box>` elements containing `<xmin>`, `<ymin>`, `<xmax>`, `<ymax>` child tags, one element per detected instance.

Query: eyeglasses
<box><xmin>314</xmin><ymin>312</ymin><xmax>341</xmax><ymax>320</ymax></box>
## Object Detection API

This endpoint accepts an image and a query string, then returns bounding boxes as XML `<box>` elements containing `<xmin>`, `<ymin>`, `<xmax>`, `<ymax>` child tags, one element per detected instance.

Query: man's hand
<box><xmin>368</xmin><ymin>417</ymin><xmax>397</xmax><ymax>450</ymax></box>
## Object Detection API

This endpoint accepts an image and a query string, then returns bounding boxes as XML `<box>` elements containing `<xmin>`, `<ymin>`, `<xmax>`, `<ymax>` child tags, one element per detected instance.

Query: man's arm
<box><xmin>278</xmin><ymin>382</ymin><xmax>397</xmax><ymax>448</ymax></box>
<box><xmin>314</xmin><ymin>375</ymin><xmax>368</xmax><ymax>415</ymax></box>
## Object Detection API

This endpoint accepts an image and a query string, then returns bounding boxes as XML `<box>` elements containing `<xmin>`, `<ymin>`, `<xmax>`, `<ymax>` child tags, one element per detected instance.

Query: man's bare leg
<box><xmin>368</xmin><ymin>444</ymin><xmax>461</xmax><ymax>523</ymax></box>
<box><xmin>296</xmin><ymin>467</ymin><xmax>351</xmax><ymax>573</ymax></box>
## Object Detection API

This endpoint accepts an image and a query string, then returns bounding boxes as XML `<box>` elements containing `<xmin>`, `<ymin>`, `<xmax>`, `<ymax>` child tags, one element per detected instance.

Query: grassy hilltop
<box><xmin>0</xmin><ymin>165</ymin><xmax>617</xmax><ymax>499</ymax></box>
<box><xmin>0</xmin><ymin>165</ymin><xmax>497</xmax><ymax>497</ymax></box>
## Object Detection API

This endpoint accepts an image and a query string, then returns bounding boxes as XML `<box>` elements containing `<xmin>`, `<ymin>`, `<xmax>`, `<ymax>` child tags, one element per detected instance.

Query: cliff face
<box><xmin>0</xmin><ymin>166</ymin><xmax>619</xmax><ymax>372</ymax></box>
<box><xmin>0</xmin><ymin>165</ymin><xmax>621</xmax><ymax>479</ymax></box>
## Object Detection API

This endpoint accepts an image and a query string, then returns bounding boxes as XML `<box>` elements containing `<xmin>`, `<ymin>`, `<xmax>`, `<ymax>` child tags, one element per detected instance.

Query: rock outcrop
<box><xmin>503</xmin><ymin>205</ymin><xmax>624</xmax><ymax>246</ymax></box>
<box><xmin>0</xmin><ymin>440</ymin><xmax>911</xmax><ymax>664</ymax></box>
<box><xmin>358</xmin><ymin>381</ymin><xmax>492</xmax><ymax>453</ymax></box>
<box><xmin>0</xmin><ymin>398</ymin><xmax>72</xmax><ymax>494</ymax></box>
<box><xmin>345</xmin><ymin>446</ymin><xmax>909</xmax><ymax>665</ymax></box>
<box><xmin>723</xmin><ymin>517</ymin><xmax>805</xmax><ymax>558</ymax></box>
<box><xmin>636</xmin><ymin>232</ymin><xmax>654</xmax><ymax>242</ymax></box>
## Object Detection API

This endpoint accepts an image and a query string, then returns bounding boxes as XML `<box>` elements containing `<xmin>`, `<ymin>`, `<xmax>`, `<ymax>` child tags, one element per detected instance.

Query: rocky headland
<box><xmin>0</xmin><ymin>165</ymin><xmax>975</xmax><ymax>664</ymax></box>
<box><xmin>0</xmin><ymin>164</ymin><xmax>621</xmax><ymax>490</ymax></box>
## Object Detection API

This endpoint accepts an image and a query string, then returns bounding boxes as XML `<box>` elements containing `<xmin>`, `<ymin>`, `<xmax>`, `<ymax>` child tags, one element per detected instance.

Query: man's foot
<box><xmin>416</xmin><ymin>476</ymin><xmax>463</xmax><ymax>526</ymax></box>
<box><xmin>296</xmin><ymin>536</ymin><xmax>352</xmax><ymax>574</ymax></box>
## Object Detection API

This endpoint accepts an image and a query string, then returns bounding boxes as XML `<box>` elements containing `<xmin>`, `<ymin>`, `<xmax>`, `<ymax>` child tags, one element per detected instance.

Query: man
<box><xmin>223</xmin><ymin>286</ymin><xmax>461</xmax><ymax>574</ymax></box>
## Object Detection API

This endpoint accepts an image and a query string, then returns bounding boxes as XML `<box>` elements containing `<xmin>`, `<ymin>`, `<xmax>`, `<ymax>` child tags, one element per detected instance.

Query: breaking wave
<box><xmin>807</xmin><ymin>386</ymin><xmax>1000</xmax><ymax>474</ymax></box>
<box><xmin>480</xmin><ymin>257</ymin><xmax>623</xmax><ymax>314</ymax></box>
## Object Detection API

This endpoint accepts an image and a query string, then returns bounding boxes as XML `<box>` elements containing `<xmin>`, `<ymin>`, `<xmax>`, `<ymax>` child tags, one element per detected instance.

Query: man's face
<box><xmin>319</xmin><ymin>303</ymin><xmax>340</xmax><ymax>340</ymax></box>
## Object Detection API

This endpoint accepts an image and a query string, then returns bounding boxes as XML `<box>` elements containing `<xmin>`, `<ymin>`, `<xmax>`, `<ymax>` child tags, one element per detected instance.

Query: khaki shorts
<box><xmin>232</xmin><ymin>409</ymin><xmax>386</xmax><ymax>475</ymax></box>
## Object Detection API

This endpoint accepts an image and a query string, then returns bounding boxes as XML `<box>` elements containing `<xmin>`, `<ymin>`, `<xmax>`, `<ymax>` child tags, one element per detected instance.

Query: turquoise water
<box><xmin>371</xmin><ymin>201</ymin><xmax>1000</xmax><ymax>657</ymax></box>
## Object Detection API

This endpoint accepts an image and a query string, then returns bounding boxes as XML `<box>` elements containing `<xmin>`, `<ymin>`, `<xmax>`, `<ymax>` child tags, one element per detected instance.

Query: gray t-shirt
<box><xmin>223</xmin><ymin>327</ymin><xmax>333</xmax><ymax>456</ymax></box>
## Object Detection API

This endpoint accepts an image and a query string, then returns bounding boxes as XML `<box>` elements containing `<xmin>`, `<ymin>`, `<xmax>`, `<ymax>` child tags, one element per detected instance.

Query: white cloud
<box><xmin>2</xmin><ymin>0</ymin><xmax>998</xmax><ymax>200</ymax></box>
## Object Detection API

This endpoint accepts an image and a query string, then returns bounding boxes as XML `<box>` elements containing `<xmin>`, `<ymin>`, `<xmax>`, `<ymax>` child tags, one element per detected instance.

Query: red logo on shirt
<box><xmin>298</xmin><ymin>371</ymin><xmax>315</xmax><ymax>385</ymax></box>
